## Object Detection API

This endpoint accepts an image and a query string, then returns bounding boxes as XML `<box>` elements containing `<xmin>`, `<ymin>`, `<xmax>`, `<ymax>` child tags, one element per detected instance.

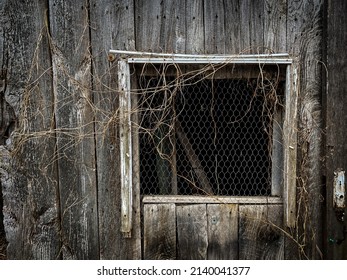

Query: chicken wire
<box><xmin>136</xmin><ymin>68</ymin><xmax>283</xmax><ymax>196</ymax></box>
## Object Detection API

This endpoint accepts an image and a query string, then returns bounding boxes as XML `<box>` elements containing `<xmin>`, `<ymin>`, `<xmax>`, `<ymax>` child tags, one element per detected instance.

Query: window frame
<box><xmin>113</xmin><ymin>51</ymin><xmax>298</xmax><ymax>235</ymax></box>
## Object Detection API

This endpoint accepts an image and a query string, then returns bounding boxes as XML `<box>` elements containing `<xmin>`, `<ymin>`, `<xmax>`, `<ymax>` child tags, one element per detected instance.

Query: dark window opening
<box><xmin>138</xmin><ymin>75</ymin><xmax>284</xmax><ymax>196</ymax></box>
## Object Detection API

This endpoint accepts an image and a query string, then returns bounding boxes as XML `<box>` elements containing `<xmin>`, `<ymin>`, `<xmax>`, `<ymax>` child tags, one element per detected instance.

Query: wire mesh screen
<box><xmin>137</xmin><ymin>69</ymin><xmax>283</xmax><ymax>196</ymax></box>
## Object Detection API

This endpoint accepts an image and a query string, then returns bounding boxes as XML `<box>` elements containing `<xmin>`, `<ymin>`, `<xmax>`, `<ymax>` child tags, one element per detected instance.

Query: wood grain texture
<box><xmin>223</xmin><ymin>0</ymin><xmax>242</xmax><ymax>54</ymax></box>
<box><xmin>249</xmin><ymin>0</ymin><xmax>264</xmax><ymax>53</ymax></box>
<box><xmin>239</xmin><ymin>205</ymin><xmax>284</xmax><ymax>260</ymax></box>
<box><xmin>239</xmin><ymin>0</ymin><xmax>251</xmax><ymax>53</ymax></box>
<box><xmin>0</xmin><ymin>0</ymin><xmax>61</xmax><ymax>259</ymax></box>
<box><xmin>185</xmin><ymin>0</ymin><xmax>204</xmax><ymax>53</ymax></box>
<box><xmin>90</xmin><ymin>0</ymin><xmax>140</xmax><ymax>259</ymax></box>
<box><xmin>204</xmin><ymin>0</ymin><xmax>226</xmax><ymax>54</ymax></box>
<box><xmin>0</xmin><ymin>0</ymin><xmax>331</xmax><ymax>261</ymax></box>
<box><xmin>143</xmin><ymin>204</ymin><xmax>176</xmax><ymax>259</ymax></box>
<box><xmin>283</xmin><ymin>64</ymin><xmax>298</xmax><ymax>228</ymax></box>
<box><xmin>287</xmin><ymin>0</ymin><xmax>324</xmax><ymax>259</ymax></box>
<box><xmin>135</xmin><ymin>0</ymin><xmax>185</xmax><ymax>53</ymax></box>
<box><xmin>118</xmin><ymin>61</ymin><xmax>133</xmax><ymax>235</ymax></box>
<box><xmin>177</xmin><ymin>204</ymin><xmax>208</xmax><ymax>259</ymax></box>
<box><xmin>264</xmin><ymin>0</ymin><xmax>287</xmax><ymax>52</ymax></box>
<box><xmin>49</xmin><ymin>0</ymin><xmax>98</xmax><ymax>259</ymax></box>
<box><xmin>207</xmin><ymin>204</ymin><xmax>238</xmax><ymax>260</ymax></box>
<box><xmin>143</xmin><ymin>196</ymin><xmax>282</xmax><ymax>204</ymax></box>
<box><xmin>325</xmin><ymin>0</ymin><xmax>347</xmax><ymax>260</ymax></box>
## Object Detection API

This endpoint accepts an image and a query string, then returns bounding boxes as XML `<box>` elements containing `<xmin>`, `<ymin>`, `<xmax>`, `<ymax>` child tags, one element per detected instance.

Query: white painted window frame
<box><xmin>113</xmin><ymin>50</ymin><xmax>298</xmax><ymax>235</ymax></box>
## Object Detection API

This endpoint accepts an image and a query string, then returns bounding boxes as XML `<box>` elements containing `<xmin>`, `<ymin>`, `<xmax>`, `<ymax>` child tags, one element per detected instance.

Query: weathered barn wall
<box><xmin>0</xmin><ymin>0</ymin><xmax>341</xmax><ymax>259</ymax></box>
<box><xmin>325</xmin><ymin>0</ymin><xmax>347</xmax><ymax>259</ymax></box>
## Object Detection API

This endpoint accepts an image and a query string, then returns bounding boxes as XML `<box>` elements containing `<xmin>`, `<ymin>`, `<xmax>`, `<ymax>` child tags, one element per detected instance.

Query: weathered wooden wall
<box><xmin>0</xmin><ymin>0</ymin><xmax>341</xmax><ymax>259</ymax></box>
<box><xmin>325</xmin><ymin>0</ymin><xmax>347</xmax><ymax>259</ymax></box>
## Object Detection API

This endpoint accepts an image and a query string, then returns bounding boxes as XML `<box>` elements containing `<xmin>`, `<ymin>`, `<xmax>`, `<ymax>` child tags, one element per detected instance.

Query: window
<box><xmin>139</xmin><ymin>76</ymin><xmax>281</xmax><ymax>197</ymax></box>
<box><xmin>113</xmin><ymin>51</ymin><xmax>298</xmax><ymax>234</ymax></box>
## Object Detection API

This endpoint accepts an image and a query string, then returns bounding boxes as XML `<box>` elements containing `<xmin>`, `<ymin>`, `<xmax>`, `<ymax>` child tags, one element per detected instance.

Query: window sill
<box><xmin>142</xmin><ymin>195</ymin><xmax>282</xmax><ymax>204</ymax></box>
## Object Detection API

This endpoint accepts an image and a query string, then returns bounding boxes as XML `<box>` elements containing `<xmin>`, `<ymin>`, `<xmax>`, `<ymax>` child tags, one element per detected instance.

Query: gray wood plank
<box><xmin>177</xmin><ymin>204</ymin><xmax>208</xmax><ymax>259</ymax></box>
<box><xmin>207</xmin><ymin>204</ymin><xmax>238</xmax><ymax>260</ymax></box>
<box><xmin>249</xmin><ymin>0</ymin><xmax>265</xmax><ymax>53</ymax></box>
<box><xmin>89</xmin><ymin>0</ymin><xmax>140</xmax><ymax>259</ymax></box>
<box><xmin>204</xmin><ymin>0</ymin><xmax>226</xmax><ymax>54</ymax></box>
<box><xmin>143</xmin><ymin>204</ymin><xmax>176</xmax><ymax>259</ymax></box>
<box><xmin>283</xmin><ymin>64</ymin><xmax>298</xmax><ymax>228</ymax></box>
<box><xmin>239</xmin><ymin>0</ymin><xmax>251</xmax><ymax>53</ymax></box>
<box><xmin>49</xmin><ymin>0</ymin><xmax>98</xmax><ymax>259</ymax></box>
<box><xmin>135</xmin><ymin>0</ymin><xmax>162</xmax><ymax>52</ymax></box>
<box><xmin>224</xmin><ymin>0</ymin><xmax>242</xmax><ymax>54</ymax></box>
<box><xmin>185</xmin><ymin>0</ymin><xmax>204</xmax><ymax>54</ymax></box>
<box><xmin>264</xmin><ymin>0</ymin><xmax>287</xmax><ymax>53</ymax></box>
<box><xmin>135</xmin><ymin>0</ymin><xmax>185</xmax><ymax>53</ymax></box>
<box><xmin>0</xmin><ymin>0</ymin><xmax>61</xmax><ymax>259</ymax></box>
<box><xmin>325</xmin><ymin>0</ymin><xmax>347</xmax><ymax>260</ymax></box>
<box><xmin>161</xmin><ymin>0</ymin><xmax>186</xmax><ymax>53</ymax></box>
<box><xmin>239</xmin><ymin>205</ymin><xmax>284</xmax><ymax>260</ymax></box>
<box><xmin>143</xmin><ymin>195</ymin><xmax>282</xmax><ymax>204</ymax></box>
<box><xmin>287</xmin><ymin>0</ymin><xmax>324</xmax><ymax>259</ymax></box>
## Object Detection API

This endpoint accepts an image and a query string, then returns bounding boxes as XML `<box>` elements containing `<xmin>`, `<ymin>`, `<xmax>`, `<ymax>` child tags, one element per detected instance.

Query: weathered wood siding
<box><xmin>325</xmin><ymin>0</ymin><xmax>347</xmax><ymax>259</ymax></box>
<box><xmin>0</xmin><ymin>0</ymin><xmax>342</xmax><ymax>259</ymax></box>
<box><xmin>0</xmin><ymin>0</ymin><xmax>60</xmax><ymax>259</ymax></box>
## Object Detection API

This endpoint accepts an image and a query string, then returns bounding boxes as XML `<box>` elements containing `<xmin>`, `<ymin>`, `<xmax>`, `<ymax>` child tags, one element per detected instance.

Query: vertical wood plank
<box><xmin>135</xmin><ymin>0</ymin><xmax>162</xmax><ymax>52</ymax></box>
<box><xmin>287</xmin><ymin>0</ymin><xmax>304</xmax><ymax>55</ymax></box>
<box><xmin>224</xmin><ymin>1</ymin><xmax>242</xmax><ymax>54</ymax></box>
<box><xmin>264</xmin><ymin>0</ymin><xmax>287</xmax><ymax>53</ymax></box>
<box><xmin>207</xmin><ymin>204</ymin><xmax>238</xmax><ymax>260</ymax></box>
<box><xmin>283</xmin><ymin>64</ymin><xmax>298</xmax><ymax>228</ymax></box>
<box><xmin>185</xmin><ymin>0</ymin><xmax>204</xmax><ymax>54</ymax></box>
<box><xmin>1</xmin><ymin>0</ymin><xmax>61</xmax><ymax>259</ymax></box>
<box><xmin>90</xmin><ymin>0</ymin><xmax>140</xmax><ymax>259</ymax></box>
<box><xmin>249</xmin><ymin>0</ymin><xmax>265</xmax><ymax>53</ymax></box>
<box><xmin>239</xmin><ymin>0</ymin><xmax>251</xmax><ymax>53</ymax></box>
<box><xmin>118</xmin><ymin>60</ymin><xmax>133</xmax><ymax>236</ymax></box>
<box><xmin>49</xmin><ymin>0</ymin><xmax>98</xmax><ymax>259</ymax></box>
<box><xmin>161</xmin><ymin>0</ymin><xmax>186</xmax><ymax>53</ymax></box>
<box><xmin>177</xmin><ymin>204</ymin><xmax>208</xmax><ymax>259</ymax></box>
<box><xmin>287</xmin><ymin>0</ymin><xmax>324</xmax><ymax>259</ymax></box>
<box><xmin>135</xmin><ymin>0</ymin><xmax>185</xmax><ymax>53</ymax></box>
<box><xmin>325</xmin><ymin>0</ymin><xmax>347</xmax><ymax>260</ymax></box>
<box><xmin>143</xmin><ymin>204</ymin><xmax>176</xmax><ymax>259</ymax></box>
<box><xmin>204</xmin><ymin>0</ymin><xmax>225</xmax><ymax>54</ymax></box>
<box><xmin>239</xmin><ymin>205</ymin><xmax>284</xmax><ymax>260</ymax></box>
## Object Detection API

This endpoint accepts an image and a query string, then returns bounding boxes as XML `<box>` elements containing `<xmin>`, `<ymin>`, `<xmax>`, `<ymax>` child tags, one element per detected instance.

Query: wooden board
<box><xmin>287</xmin><ymin>0</ymin><xmax>324</xmax><ymax>259</ymax></box>
<box><xmin>143</xmin><ymin>196</ymin><xmax>282</xmax><ymax>204</ymax></box>
<box><xmin>204</xmin><ymin>0</ymin><xmax>226</xmax><ymax>54</ymax></box>
<box><xmin>239</xmin><ymin>205</ymin><xmax>284</xmax><ymax>260</ymax></box>
<box><xmin>185</xmin><ymin>0</ymin><xmax>204</xmax><ymax>54</ymax></box>
<box><xmin>49</xmin><ymin>0</ymin><xmax>98</xmax><ymax>259</ymax></box>
<box><xmin>135</xmin><ymin>0</ymin><xmax>185</xmax><ymax>53</ymax></box>
<box><xmin>207</xmin><ymin>204</ymin><xmax>238</xmax><ymax>260</ymax></box>
<box><xmin>264</xmin><ymin>0</ymin><xmax>287</xmax><ymax>52</ymax></box>
<box><xmin>89</xmin><ymin>0</ymin><xmax>140</xmax><ymax>259</ymax></box>
<box><xmin>239</xmin><ymin>0</ymin><xmax>251</xmax><ymax>53</ymax></box>
<box><xmin>0</xmin><ymin>0</ymin><xmax>61</xmax><ymax>259</ymax></box>
<box><xmin>283</xmin><ymin>64</ymin><xmax>298</xmax><ymax>228</ymax></box>
<box><xmin>249</xmin><ymin>0</ymin><xmax>264</xmax><ymax>53</ymax></box>
<box><xmin>177</xmin><ymin>204</ymin><xmax>208</xmax><ymax>259</ymax></box>
<box><xmin>223</xmin><ymin>1</ymin><xmax>242</xmax><ymax>54</ymax></box>
<box><xmin>143</xmin><ymin>204</ymin><xmax>176</xmax><ymax>259</ymax></box>
<box><xmin>325</xmin><ymin>0</ymin><xmax>347</xmax><ymax>260</ymax></box>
